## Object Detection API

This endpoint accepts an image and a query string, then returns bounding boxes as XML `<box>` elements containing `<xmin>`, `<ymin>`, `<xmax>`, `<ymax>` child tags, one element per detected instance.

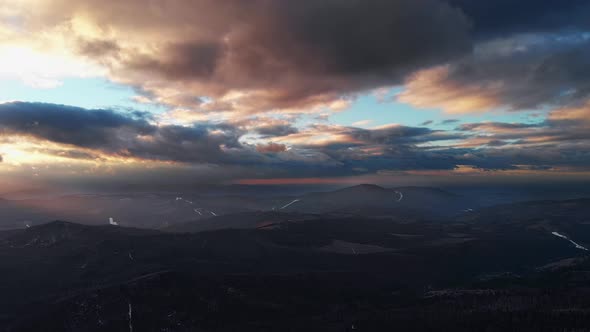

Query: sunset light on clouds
<box><xmin>1</xmin><ymin>0</ymin><xmax>590</xmax><ymax>190</ymax></box>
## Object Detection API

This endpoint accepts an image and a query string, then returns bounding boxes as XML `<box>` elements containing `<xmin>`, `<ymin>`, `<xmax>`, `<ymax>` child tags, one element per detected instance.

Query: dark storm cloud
<box><xmin>0</xmin><ymin>102</ymin><xmax>154</xmax><ymax>149</ymax></box>
<box><xmin>119</xmin><ymin>0</ymin><xmax>586</xmax><ymax>89</ymax></box>
<box><xmin>272</xmin><ymin>0</ymin><xmax>471</xmax><ymax>77</ymax></box>
<box><xmin>127</xmin><ymin>41</ymin><xmax>224</xmax><ymax>80</ymax></box>
<box><xmin>65</xmin><ymin>0</ymin><xmax>472</xmax><ymax>111</ymax></box>
<box><xmin>0</xmin><ymin>102</ymin><xmax>251</xmax><ymax>164</ymax></box>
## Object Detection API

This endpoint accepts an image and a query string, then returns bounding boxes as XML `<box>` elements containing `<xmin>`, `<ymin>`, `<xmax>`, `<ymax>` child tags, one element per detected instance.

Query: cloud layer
<box><xmin>1</xmin><ymin>102</ymin><xmax>589</xmax><ymax>185</ymax></box>
<box><xmin>1</xmin><ymin>1</ymin><xmax>590</xmax><ymax>186</ymax></box>
<box><xmin>4</xmin><ymin>0</ymin><xmax>473</xmax><ymax>115</ymax></box>
<box><xmin>400</xmin><ymin>34</ymin><xmax>590</xmax><ymax>113</ymax></box>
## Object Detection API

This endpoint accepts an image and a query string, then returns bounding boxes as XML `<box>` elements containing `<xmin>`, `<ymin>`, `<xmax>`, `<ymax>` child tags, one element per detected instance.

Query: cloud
<box><xmin>5</xmin><ymin>0</ymin><xmax>590</xmax><ymax>122</ymax></box>
<box><xmin>2</xmin><ymin>101</ymin><xmax>590</xmax><ymax>187</ymax></box>
<box><xmin>458</xmin><ymin>122</ymin><xmax>543</xmax><ymax>132</ymax></box>
<box><xmin>352</xmin><ymin>120</ymin><xmax>372</xmax><ymax>127</ymax></box>
<box><xmin>3</xmin><ymin>1</ymin><xmax>590</xmax><ymax>188</ymax></box>
<box><xmin>6</xmin><ymin>0</ymin><xmax>472</xmax><ymax>117</ymax></box>
<box><xmin>0</xmin><ymin>102</ymin><xmax>152</xmax><ymax>148</ymax></box>
<box><xmin>399</xmin><ymin>33</ymin><xmax>590</xmax><ymax>113</ymax></box>
<box><xmin>4</xmin><ymin>0</ymin><xmax>590</xmax><ymax>121</ymax></box>
<box><xmin>452</xmin><ymin>101</ymin><xmax>590</xmax><ymax>169</ymax></box>
<box><xmin>549</xmin><ymin>100</ymin><xmax>590</xmax><ymax>125</ymax></box>
<box><xmin>343</xmin><ymin>124</ymin><xmax>452</xmax><ymax>146</ymax></box>
<box><xmin>0</xmin><ymin>102</ymin><xmax>463</xmax><ymax>174</ymax></box>
<box><xmin>0</xmin><ymin>102</ymin><xmax>253</xmax><ymax>164</ymax></box>
<box><xmin>254</xmin><ymin>124</ymin><xmax>299</xmax><ymax>138</ymax></box>
<box><xmin>256</xmin><ymin>143</ymin><xmax>288</xmax><ymax>154</ymax></box>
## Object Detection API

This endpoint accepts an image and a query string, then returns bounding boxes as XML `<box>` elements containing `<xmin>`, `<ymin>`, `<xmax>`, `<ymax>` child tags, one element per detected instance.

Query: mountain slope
<box><xmin>274</xmin><ymin>184</ymin><xmax>470</xmax><ymax>218</ymax></box>
<box><xmin>1</xmin><ymin>203</ymin><xmax>589</xmax><ymax>332</ymax></box>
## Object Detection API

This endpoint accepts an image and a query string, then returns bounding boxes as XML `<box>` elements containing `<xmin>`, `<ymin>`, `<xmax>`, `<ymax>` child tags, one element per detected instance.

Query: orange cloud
<box><xmin>549</xmin><ymin>101</ymin><xmax>590</xmax><ymax>123</ymax></box>
<box><xmin>255</xmin><ymin>142</ymin><xmax>288</xmax><ymax>153</ymax></box>
<box><xmin>398</xmin><ymin>66</ymin><xmax>502</xmax><ymax>113</ymax></box>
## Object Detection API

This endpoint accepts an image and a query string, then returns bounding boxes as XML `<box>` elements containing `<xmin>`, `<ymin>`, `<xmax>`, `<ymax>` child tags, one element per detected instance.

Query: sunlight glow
<box><xmin>0</xmin><ymin>44</ymin><xmax>104</xmax><ymax>88</ymax></box>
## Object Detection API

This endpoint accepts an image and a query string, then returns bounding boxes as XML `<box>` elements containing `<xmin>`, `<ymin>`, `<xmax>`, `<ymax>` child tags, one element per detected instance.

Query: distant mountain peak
<box><xmin>35</xmin><ymin>220</ymin><xmax>76</xmax><ymax>228</ymax></box>
<box><xmin>340</xmin><ymin>184</ymin><xmax>386</xmax><ymax>192</ymax></box>
<box><xmin>26</xmin><ymin>220</ymin><xmax>84</xmax><ymax>233</ymax></box>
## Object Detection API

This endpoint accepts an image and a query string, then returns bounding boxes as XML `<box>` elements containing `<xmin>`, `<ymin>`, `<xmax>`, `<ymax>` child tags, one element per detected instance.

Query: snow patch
<box><xmin>552</xmin><ymin>231</ymin><xmax>589</xmax><ymax>251</ymax></box>
<box><xmin>280</xmin><ymin>199</ymin><xmax>301</xmax><ymax>210</ymax></box>
<box><xmin>128</xmin><ymin>302</ymin><xmax>133</xmax><ymax>332</ymax></box>
<box><xmin>176</xmin><ymin>197</ymin><xmax>193</xmax><ymax>204</ymax></box>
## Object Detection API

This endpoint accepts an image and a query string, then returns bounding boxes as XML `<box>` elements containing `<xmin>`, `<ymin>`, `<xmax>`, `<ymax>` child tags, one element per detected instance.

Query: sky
<box><xmin>1</xmin><ymin>0</ymin><xmax>590</xmax><ymax>191</ymax></box>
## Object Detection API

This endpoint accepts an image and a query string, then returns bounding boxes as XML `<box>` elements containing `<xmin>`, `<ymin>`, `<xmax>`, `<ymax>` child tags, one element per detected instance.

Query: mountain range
<box><xmin>1</xmin><ymin>193</ymin><xmax>590</xmax><ymax>330</ymax></box>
